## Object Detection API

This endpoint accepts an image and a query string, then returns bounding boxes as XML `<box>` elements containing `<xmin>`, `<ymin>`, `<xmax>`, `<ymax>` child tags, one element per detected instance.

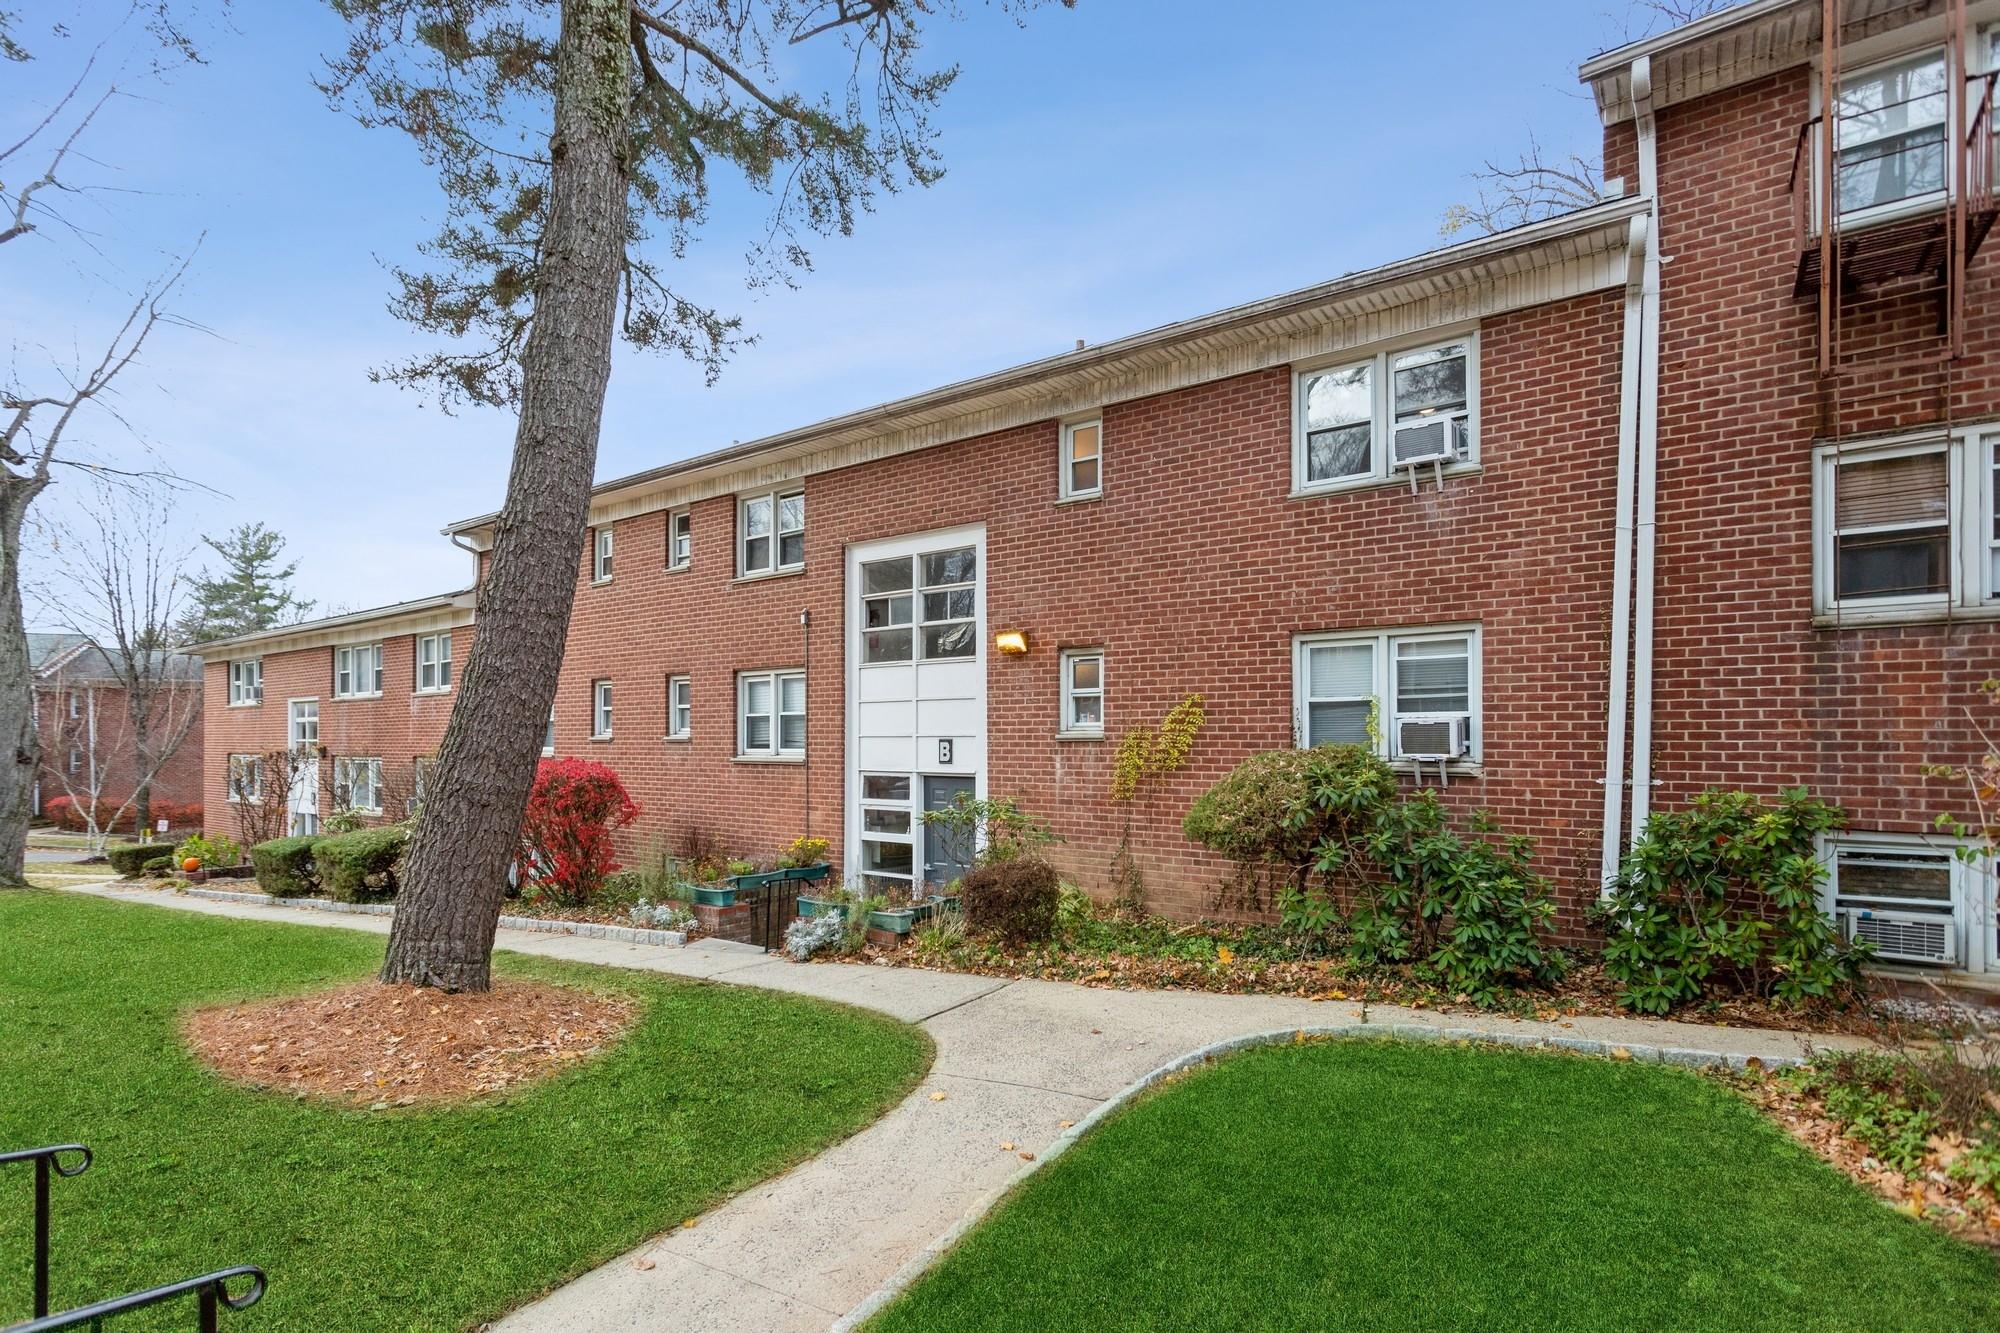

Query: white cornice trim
<box><xmin>199</xmin><ymin>592</ymin><xmax>477</xmax><ymax>657</ymax></box>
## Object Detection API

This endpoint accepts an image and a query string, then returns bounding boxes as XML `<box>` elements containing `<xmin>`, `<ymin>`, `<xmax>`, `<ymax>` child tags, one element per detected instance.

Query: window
<box><xmin>410</xmin><ymin>756</ymin><xmax>436</xmax><ymax>816</ymax></box>
<box><xmin>1808</xmin><ymin>431</ymin><xmax>2000</xmax><ymax>620</ymax></box>
<box><xmin>1061</xmin><ymin>418</ymin><xmax>1102</xmax><ymax>499</ymax></box>
<box><xmin>66</xmin><ymin>749</ymin><xmax>80</xmax><ymax>775</ymax></box>
<box><xmin>66</xmin><ymin>691</ymin><xmax>80</xmax><ymax>720</ymax></box>
<box><xmin>592</xmin><ymin>525</ymin><xmax>614</xmax><ymax>582</ymax></box>
<box><xmin>860</xmin><ymin>547</ymin><xmax>977</xmax><ymax>664</ymax></box>
<box><xmin>416</xmin><ymin>633</ymin><xmax>453</xmax><ymax>692</ymax></box>
<box><xmin>667</xmin><ymin>510</ymin><xmax>692</xmax><ymax>570</ymax></box>
<box><xmin>227</xmin><ymin>753</ymin><xmax>263</xmax><ymax>804</ymax></box>
<box><xmin>332</xmin><ymin>756</ymin><xmax>383</xmax><ymax>814</ymax></box>
<box><xmin>1832</xmin><ymin>49</ymin><xmax>1948</xmax><ymax>218</ymax></box>
<box><xmin>334</xmin><ymin>643</ymin><xmax>384</xmax><ymax>698</ymax></box>
<box><xmin>738</xmin><ymin>669</ymin><xmax>805</xmax><ymax>758</ymax></box>
<box><xmin>1825</xmin><ymin>834</ymin><xmax>1995</xmax><ymax>973</ymax></box>
<box><xmin>740</xmin><ymin>489</ymin><xmax>804</xmax><ymax>575</ymax></box>
<box><xmin>1294</xmin><ymin>626</ymin><xmax>1480</xmax><ymax>762</ymax></box>
<box><xmin>289</xmin><ymin>698</ymin><xmax>318</xmax><ymax>748</ymax></box>
<box><xmin>543</xmin><ymin>707</ymin><xmax>556</xmax><ymax>756</ymax></box>
<box><xmin>228</xmin><ymin>659</ymin><xmax>262</xmax><ymax>706</ymax></box>
<box><xmin>591</xmin><ymin>680</ymin><xmax>613</xmax><ymax>739</ymax></box>
<box><xmin>1295</xmin><ymin>336</ymin><xmax>1476</xmax><ymax>491</ymax></box>
<box><xmin>1060</xmin><ymin>650</ymin><xmax>1104</xmax><ymax>735</ymax></box>
<box><xmin>858</xmin><ymin>772</ymin><xmax>914</xmax><ymax>892</ymax></box>
<box><xmin>667</xmin><ymin>675</ymin><xmax>691</xmax><ymax>739</ymax></box>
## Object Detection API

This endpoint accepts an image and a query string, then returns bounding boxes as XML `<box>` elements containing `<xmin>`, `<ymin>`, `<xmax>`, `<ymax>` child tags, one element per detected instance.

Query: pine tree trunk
<box><xmin>0</xmin><ymin>485</ymin><xmax>35</xmax><ymax>887</ymax></box>
<box><xmin>379</xmin><ymin>0</ymin><xmax>630</xmax><ymax>990</ymax></box>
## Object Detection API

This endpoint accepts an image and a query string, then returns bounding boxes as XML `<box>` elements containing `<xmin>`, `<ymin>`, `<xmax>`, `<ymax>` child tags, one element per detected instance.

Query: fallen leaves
<box><xmin>929</xmin><ymin>1090</ymin><xmax>948</xmax><ymax>1102</ymax></box>
<box><xmin>631</xmin><ymin>1257</ymin><xmax>656</xmax><ymax>1272</ymax></box>
<box><xmin>183</xmin><ymin>980</ymin><xmax>636</xmax><ymax>1107</ymax></box>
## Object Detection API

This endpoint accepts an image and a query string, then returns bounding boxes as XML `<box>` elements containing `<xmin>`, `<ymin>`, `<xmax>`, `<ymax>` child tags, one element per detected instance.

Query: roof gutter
<box><xmin>1577</xmin><ymin>0</ymin><xmax>1799</xmax><ymax>81</ymax></box>
<box><xmin>195</xmin><ymin>589</ymin><xmax>477</xmax><ymax>654</ymax></box>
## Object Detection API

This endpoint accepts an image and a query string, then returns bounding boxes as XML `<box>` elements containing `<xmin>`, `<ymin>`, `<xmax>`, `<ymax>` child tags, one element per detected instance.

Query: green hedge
<box><xmin>314</xmin><ymin>825</ymin><xmax>409</xmax><ymax>903</ymax></box>
<box><xmin>106</xmin><ymin>842</ymin><xmax>176</xmax><ymax>878</ymax></box>
<box><xmin>141</xmin><ymin>855</ymin><xmax>176</xmax><ymax>878</ymax></box>
<box><xmin>249</xmin><ymin>836</ymin><xmax>322</xmax><ymax>898</ymax></box>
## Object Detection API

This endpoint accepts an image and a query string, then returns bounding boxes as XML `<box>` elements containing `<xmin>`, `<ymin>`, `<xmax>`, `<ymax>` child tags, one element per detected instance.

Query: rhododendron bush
<box><xmin>516</xmin><ymin>759</ymin><xmax>639</xmax><ymax>908</ymax></box>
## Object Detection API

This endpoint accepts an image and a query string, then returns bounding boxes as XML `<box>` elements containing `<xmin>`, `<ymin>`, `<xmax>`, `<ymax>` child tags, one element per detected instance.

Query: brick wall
<box><xmin>35</xmin><ymin>681</ymin><xmax>204</xmax><ymax>826</ymax></box>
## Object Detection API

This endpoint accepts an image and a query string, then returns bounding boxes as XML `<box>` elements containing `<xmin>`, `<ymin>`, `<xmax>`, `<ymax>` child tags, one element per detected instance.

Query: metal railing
<box><xmin>4</xmin><ymin>1143</ymin><xmax>265</xmax><ymax>1332</ymax></box>
<box><xmin>1</xmin><ymin>1145</ymin><xmax>91</xmax><ymax>1320</ymax></box>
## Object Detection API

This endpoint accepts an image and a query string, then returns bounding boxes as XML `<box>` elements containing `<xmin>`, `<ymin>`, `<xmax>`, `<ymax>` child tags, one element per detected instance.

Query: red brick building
<box><xmin>203</xmin><ymin>0</ymin><xmax>2000</xmax><ymax>979</ymax></box>
<box><xmin>32</xmin><ymin>634</ymin><xmax>204</xmax><ymax>831</ymax></box>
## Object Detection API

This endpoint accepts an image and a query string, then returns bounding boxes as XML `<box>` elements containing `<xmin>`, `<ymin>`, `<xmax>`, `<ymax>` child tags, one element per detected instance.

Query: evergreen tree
<box><xmin>179</xmin><ymin>523</ymin><xmax>313</xmax><ymax>642</ymax></box>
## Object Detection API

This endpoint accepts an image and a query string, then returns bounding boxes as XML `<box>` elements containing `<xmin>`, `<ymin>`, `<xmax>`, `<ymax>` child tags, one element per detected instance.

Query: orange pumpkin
<box><xmin>181</xmin><ymin>856</ymin><xmax>203</xmax><ymax>873</ymax></box>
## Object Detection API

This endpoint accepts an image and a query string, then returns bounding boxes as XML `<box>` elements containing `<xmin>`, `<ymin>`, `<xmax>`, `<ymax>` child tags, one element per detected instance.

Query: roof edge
<box><xmin>1577</xmin><ymin>0</ymin><xmax>1794</xmax><ymax>81</ymax></box>
<box><xmin>196</xmin><ymin>589</ymin><xmax>477</xmax><ymax>654</ymax></box>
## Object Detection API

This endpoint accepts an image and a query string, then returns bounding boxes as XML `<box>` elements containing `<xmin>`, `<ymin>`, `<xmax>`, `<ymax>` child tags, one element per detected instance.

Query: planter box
<box><xmin>693</xmin><ymin>885</ymin><xmax>737</xmax><ymax>908</ymax></box>
<box><xmin>797</xmin><ymin>895</ymin><xmax>843</xmax><ymax>920</ymax></box>
<box><xmin>867</xmin><ymin>907</ymin><xmax>918</xmax><ymax>934</ymax></box>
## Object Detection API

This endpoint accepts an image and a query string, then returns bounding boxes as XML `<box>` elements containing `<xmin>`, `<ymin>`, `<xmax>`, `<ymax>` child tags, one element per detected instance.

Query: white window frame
<box><xmin>415</xmin><ymin>633</ymin><xmax>453</xmax><ymax>693</ymax></box>
<box><xmin>226</xmin><ymin>753</ymin><xmax>264</xmax><ymax>804</ymax></box>
<box><xmin>288</xmin><ymin>698</ymin><xmax>319</xmax><ymax>749</ymax></box>
<box><xmin>667</xmin><ymin>674</ymin><xmax>692</xmax><ymax>739</ymax></box>
<box><xmin>592</xmin><ymin>525</ymin><xmax>614</xmax><ymax>583</ymax></box>
<box><xmin>1292</xmin><ymin>624</ymin><xmax>1482</xmax><ymax>765</ymax></box>
<box><xmin>591</xmin><ymin>679</ymin><xmax>613</xmax><ymax>740</ymax></box>
<box><xmin>739</xmin><ymin>488</ymin><xmax>805</xmax><ymax>577</ymax></box>
<box><xmin>1059</xmin><ymin>417</ymin><xmax>1103</xmax><ymax>501</ymax></box>
<box><xmin>333</xmin><ymin>643</ymin><xmax>384</xmax><ymax>699</ymax></box>
<box><xmin>667</xmin><ymin>509</ymin><xmax>692</xmax><ymax>570</ymax></box>
<box><xmin>1059</xmin><ymin>649</ymin><xmax>1105</xmax><ymax>736</ymax></box>
<box><xmin>1292</xmin><ymin>331</ymin><xmax>1480</xmax><ymax>495</ymax></box>
<box><xmin>738</xmin><ymin>668</ymin><xmax>805</xmax><ymax>759</ymax></box>
<box><xmin>1811</xmin><ymin>426</ymin><xmax>2000</xmax><ymax>624</ymax></box>
<box><xmin>66</xmin><ymin>691</ymin><xmax>80</xmax><ymax>720</ymax></box>
<box><xmin>1810</xmin><ymin>41</ymin><xmax>1956</xmax><ymax>235</ymax></box>
<box><xmin>857</xmin><ymin>772</ymin><xmax>916</xmax><ymax>892</ymax></box>
<box><xmin>542</xmin><ymin>706</ymin><xmax>556</xmax><ymax>757</ymax></box>
<box><xmin>66</xmin><ymin>748</ymin><xmax>81</xmax><ymax>775</ymax></box>
<box><xmin>332</xmin><ymin>756</ymin><xmax>383</xmax><ymax>815</ymax></box>
<box><xmin>227</xmin><ymin>658</ymin><xmax>262</xmax><ymax>707</ymax></box>
<box><xmin>1820</xmin><ymin>831</ymin><xmax>1996</xmax><ymax>975</ymax></box>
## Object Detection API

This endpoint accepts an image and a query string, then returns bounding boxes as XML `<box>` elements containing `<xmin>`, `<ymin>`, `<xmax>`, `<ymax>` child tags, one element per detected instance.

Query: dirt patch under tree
<box><xmin>184</xmin><ymin>980</ymin><xmax>637</xmax><ymax>1107</ymax></box>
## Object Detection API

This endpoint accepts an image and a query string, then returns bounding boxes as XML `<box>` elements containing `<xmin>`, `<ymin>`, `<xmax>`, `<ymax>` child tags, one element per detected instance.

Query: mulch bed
<box><xmin>184</xmin><ymin>980</ymin><xmax>637</xmax><ymax>1107</ymax></box>
<box><xmin>1748</xmin><ymin>1073</ymin><xmax>2000</xmax><ymax>1248</ymax></box>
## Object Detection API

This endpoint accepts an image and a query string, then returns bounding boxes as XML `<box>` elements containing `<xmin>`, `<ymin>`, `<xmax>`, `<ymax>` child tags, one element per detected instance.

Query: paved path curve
<box><xmin>57</xmin><ymin>883</ymin><xmax>1865</xmax><ymax>1331</ymax></box>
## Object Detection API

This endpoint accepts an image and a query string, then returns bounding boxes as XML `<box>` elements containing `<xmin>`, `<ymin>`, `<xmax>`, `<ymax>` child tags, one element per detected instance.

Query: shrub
<box><xmin>314</xmin><ymin>825</ymin><xmax>408</xmax><ymax>903</ymax></box>
<box><xmin>783</xmin><ymin>911</ymin><xmax>844</xmax><ymax>961</ymax></box>
<box><xmin>921</xmin><ymin>794</ymin><xmax>1058</xmax><ymax>868</ymax></box>
<box><xmin>174</xmin><ymin>832</ymin><xmax>242</xmax><ymax>869</ymax></box>
<box><xmin>249</xmin><ymin>836</ymin><xmax>321</xmax><ymax>897</ymax></box>
<box><xmin>1594</xmin><ymin>788</ymin><xmax>1863</xmax><ymax>1014</ymax></box>
<box><xmin>141</xmin><ymin>854</ymin><xmax>175</xmax><ymax>877</ymax></box>
<box><xmin>106</xmin><ymin>842</ymin><xmax>176</xmax><ymax>877</ymax></box>
<box><xmin>778</xmin><ymin>836</ymin><xmax>829</xmax><ymax>869</ymax></box>
<box><xmin>516</xmin><ymin>758</ymin><xmax>639</xmax><ymax>908</ymax></box>
<box><xmin>152</xmin><ymin>801</ymin><xmax>202</xmax><ymax>831</ymax></box>
<box><xmin>1183</xmin><ymin>745</ymin><xmax>1396</xmax><ymax>888</ymax></box>
<box><xmin>627</xmin><ymin>898</ymin><xmax>696</xmax><ymax>933</ymax></box>
<box><xmin>961</xmin><ymin>857</ymin><xmax>1061</xmax><ymax>945</ymax></box>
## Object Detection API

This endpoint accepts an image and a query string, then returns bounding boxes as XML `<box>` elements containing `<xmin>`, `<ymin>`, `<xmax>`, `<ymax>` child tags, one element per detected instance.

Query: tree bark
<box><xmin>379</xmin><ymin>0</ymin><xmax>630</xmax><ymax>990</ymax></box>
<box><xmin>0</xmin><ymin>485</ymin><xmax>37</xmax><ymax>886</ymax></box>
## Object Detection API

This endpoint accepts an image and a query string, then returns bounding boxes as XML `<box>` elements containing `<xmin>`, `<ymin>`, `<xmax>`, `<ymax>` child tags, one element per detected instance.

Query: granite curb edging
<box><xmin>829</xmin><ymin>1022</ymin><xmax>1798</xmax><ymax>1331</ymax></box>
<box><xmin>170</xmin><ymin>885</ymin><xmax>689</xmax><ymax>949</ymax></box>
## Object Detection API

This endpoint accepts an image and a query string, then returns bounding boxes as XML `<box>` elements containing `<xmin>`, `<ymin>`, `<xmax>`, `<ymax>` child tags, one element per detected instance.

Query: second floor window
<box><xmin>1061</xmin><ymin>419</ymin><xmax>1102</xmax><ymax>499</ymax></box>
<box><xmin>592</xmin><ymin>526</ymin><xmax>614</xmax><ymax>582</ymax></box>
<box><xmin>668</xmin><ymin>510</ymin><xmax>692</xmax><ymax>569</ymax></box>
<box><xmin>543</xmin><ymin>706</ymin><xmax>556</xmax><ymax>756</ymax></box>
<box><xmin>1296</xmin><ymin>336</ymin><xmax>1476</xmax><ymax>491</ymax></box>
<box><xmin>741</xmin><ymin>489</ymin><xmax>804</xmax><ymax>575</ymax></box>
<box><xmin>1832</xmin><ymin>49</ymin><xmax>1947</xmax><ymax>218</ymax></box>
<box><xmin>334</xmin><ymin>644</ymin><xmax>384</xmax><ymax>698</ymax></box>
<box><xmin>739</xmin><ymin>669</ymin><xmax>804</xmax><ymax>757</ymax></box>
<box><xmin>228</xmin><ymin>659</ymin><xmax>262</xmax><ymax>706</ymax></box>
<box><xmin>592</xmin><ymin>680</ymin><xmax>613</xmax><ymax>738</ymax></box>
<box><xmin>416</xmin><ymin>633</ymin><xmax>453</xmax><ymax>692</ymax></box>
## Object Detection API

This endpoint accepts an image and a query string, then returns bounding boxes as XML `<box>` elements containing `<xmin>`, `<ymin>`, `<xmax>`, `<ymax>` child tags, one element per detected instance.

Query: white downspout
<box><xmin>1629</xmin><ymin>55</ymin><xmax>1664</xmax><ymax>842</ymax></box>
<box><xmin>1599</xmin><ymin>211</ymin><xmax>1648</xmax><ymax>890</ymax></box>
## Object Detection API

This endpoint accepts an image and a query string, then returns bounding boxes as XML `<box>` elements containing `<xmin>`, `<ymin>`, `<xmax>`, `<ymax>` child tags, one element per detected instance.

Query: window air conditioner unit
<box><xmin>1841</xmin><ymin>908</ymin><xmax>1957</xmax><ymax>967</ymax></box>
<box><xmin>1391</xmin><ymin>415</ymin><xmax>1463</xmax><ymax>468</ymax></box>
<box><xmin>1396</xmin><ymin>716</ymin><xmax>1468</xmax><ymax>763</ymax></box>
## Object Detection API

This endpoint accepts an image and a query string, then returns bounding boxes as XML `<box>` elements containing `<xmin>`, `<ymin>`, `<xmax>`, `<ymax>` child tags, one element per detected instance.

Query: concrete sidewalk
<box><xmin>59</xmin><ymin>882</ymin><xmax>1867</xmax><ymax>1331</ymax></box>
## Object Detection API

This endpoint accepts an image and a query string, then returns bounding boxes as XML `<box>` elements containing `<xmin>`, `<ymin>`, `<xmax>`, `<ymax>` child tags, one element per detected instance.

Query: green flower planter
<box><xmin>693</xmin><ymin>885</ymin><xmax>737</xmax><ymax>908</ymax></box>
<box><xmin>867</xmin><ymin>907</ymin><xmax>918</xmax><ymax>934</ymax></box>
<box><xmin>797</xmin><ymin>895</ymin><xmax>843</xmax><ymax>920</ymax></box>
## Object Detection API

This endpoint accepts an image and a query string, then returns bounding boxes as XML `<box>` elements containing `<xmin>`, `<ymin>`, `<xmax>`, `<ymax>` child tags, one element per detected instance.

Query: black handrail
<box><xmin>1</xmin><ymin>1145</ymin><xmax>91</xmax><ymax>1318</ymax></box>
<box><xmin>6</xmin><ymin>1265</ymin><xmax>265</xmax><ymax>1333</ymax></box>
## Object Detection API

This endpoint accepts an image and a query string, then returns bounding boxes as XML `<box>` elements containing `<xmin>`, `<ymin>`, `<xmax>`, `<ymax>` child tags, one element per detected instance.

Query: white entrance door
<box><xmin>846</xmin><ymin>525</ymin><xmax>985</xmax><ymax>896</ymax></box>
<box><xmin>287</xmin><ymin>698</ymin><xmax>320</xmax><ymax>837</ymax></box>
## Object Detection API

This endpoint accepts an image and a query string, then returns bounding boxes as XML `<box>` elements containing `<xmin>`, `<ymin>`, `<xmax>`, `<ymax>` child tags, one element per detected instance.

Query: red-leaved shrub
<box><xmin>42</xmin><ymin>796</ymin><xmax>203</xmax><ymax>834</ymax></box>
<box><xmin>517</xmin><ymin>758</ymin><xmax>639</xmax><ymax>908</ymax></box>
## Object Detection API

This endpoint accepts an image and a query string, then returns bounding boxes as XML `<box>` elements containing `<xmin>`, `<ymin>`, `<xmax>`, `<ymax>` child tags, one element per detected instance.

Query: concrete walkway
<box><xmin>59</xmin><ymin>882</ymin><xmax>1867</xmax><ymax>1331</ymax></box>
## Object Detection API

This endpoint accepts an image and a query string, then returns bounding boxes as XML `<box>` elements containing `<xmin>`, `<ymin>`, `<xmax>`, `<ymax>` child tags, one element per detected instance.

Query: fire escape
<box><xmin>1789</xmin><ymin>0</ymin><xmax>1997</xmax><ymax>435</ymax></box>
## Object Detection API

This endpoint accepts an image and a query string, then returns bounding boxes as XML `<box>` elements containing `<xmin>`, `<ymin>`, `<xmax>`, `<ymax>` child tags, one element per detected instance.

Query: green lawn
<box><xmin>875</xmin><ymin>1039</ymin><xmax>2000</xmax><ymax>1332</ymax></box>
<box><xmin>0</xmin><ymin>892</ymin><xmax>930</xmax><ymax>1330</ymax></box>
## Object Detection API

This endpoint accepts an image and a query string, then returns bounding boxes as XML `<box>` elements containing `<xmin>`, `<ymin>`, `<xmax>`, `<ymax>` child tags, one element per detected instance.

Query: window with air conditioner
<box><xmin>1811</xmin><ymin>428</ymin><xmax>2000</xmax><ymax>622</ymax></box>
<box><xmin>1824</xmin><ymin>834</ymin><xmax>1995</xmax><ymax>973</ymax></box>
<box><xmin>228</xmin><ymin>659</ymin><xmax>262</xmax><ymax>706</ymax></box>
<box><xmin>1293</xmin><ymin>626</ymin><xmax>1479</xmax><ymax>764</ymax></box>
<box><xmin>1294</xmin><ymin>334</ymin><xmax>1477</xmax><ymax>492</ymax></box>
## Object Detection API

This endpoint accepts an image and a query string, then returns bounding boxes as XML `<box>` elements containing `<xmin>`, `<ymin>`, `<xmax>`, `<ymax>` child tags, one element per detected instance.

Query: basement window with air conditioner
<box><xmin>1294</xmin><ymin>334</ymin><xmax>1477</xmax><ymax>494</ymax></box>
<box><xmin>1824</xmin><ymin>835</ymin><xmax>1995</xmax><ymax>974</ymax></box>
<box><xmin>1293</xmin><ymin>625</ymin><xmax>1480</xmax><ymax>766</ymax></box>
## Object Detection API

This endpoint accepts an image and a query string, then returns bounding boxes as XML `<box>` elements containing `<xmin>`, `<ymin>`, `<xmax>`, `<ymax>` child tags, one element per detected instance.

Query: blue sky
<box><xmin>7</xmin><ymin>0</ymin><xmax>1648</xmax><ymax>619</ymax></box>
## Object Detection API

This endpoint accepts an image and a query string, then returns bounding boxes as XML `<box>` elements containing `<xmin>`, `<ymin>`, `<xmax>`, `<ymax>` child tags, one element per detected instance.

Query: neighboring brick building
<box><xmin>31</xmin><ymin>634</ymin><xmax>204</xmax><ymax>832</ymax></box>
<box><xmin>203</xmin><ymin>0</ymin><xmax>2000</xmax><ymax>979</ymax></box>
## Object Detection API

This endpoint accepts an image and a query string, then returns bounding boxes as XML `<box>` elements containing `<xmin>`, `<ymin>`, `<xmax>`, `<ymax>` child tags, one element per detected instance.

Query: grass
<box><xmin>0</xmin><ymin>891</ymin><xmax>930</xmax><ymax>1330</ymax></box>
<box><xmin>874</xmin><ymin>1039</ymin><xmax>2000</xmax><ymax>1332</ymax></box>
